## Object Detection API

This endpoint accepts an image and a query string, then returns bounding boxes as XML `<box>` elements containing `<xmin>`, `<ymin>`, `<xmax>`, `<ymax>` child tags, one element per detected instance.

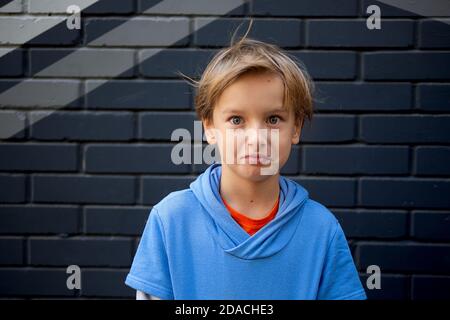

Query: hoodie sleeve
<box><xmin>317</xmin><ymin>221</ymin><xmax>367</xmax><ymax>300</ymax></box>
<box><xmin>125</xmin><ymin>207</ymin><xmax>174</xmax><ymax>300</ymax></box>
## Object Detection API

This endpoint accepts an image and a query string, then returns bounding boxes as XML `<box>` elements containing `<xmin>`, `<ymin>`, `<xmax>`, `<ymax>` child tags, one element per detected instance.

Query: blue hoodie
<box><xmin>125</xmin><ymin>163</ymin><xmax>367</xmax><ymax>300</ymax></box>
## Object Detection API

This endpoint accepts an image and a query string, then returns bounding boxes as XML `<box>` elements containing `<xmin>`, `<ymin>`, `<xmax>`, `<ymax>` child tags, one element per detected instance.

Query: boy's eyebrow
<box><xmin>269</xmin><ymin>108</ymin><xmax>288</xmax><ymax>114</ymax></box>
<box><xmin>222</xmin><ymin>109</ymin><xmax>244</xmax><ymax>114</ymax></box>
<box><xmin>222</xmin><ymin>107</ymin><xmax>288</xmax><ymax>114</ymax></box>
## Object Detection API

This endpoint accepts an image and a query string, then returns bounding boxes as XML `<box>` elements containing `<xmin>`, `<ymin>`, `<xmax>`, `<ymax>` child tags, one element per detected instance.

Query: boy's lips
<box><xmin>241</xmin><ymin>154</ymin><xmax>271</xmax><ymax>165</ymax></box>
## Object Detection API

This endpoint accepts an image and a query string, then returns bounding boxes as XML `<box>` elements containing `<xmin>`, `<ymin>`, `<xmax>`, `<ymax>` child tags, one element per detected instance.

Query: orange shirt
<box><xmin>221</xmin><ymin>195</ymin><xmax>280</xmax><ymax>236</ymax></box>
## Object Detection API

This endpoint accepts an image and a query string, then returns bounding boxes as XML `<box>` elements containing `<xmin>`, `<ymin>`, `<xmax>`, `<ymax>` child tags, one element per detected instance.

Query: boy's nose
<box><xmin>245</xmin><ymin>126</ymin><xmax>269</xmax><ymax>148</ymax></box>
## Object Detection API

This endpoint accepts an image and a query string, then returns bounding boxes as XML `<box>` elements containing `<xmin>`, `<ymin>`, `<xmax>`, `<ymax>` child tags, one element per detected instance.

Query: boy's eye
<box><xmin>230</xmin><ymin>116</ymin><xmax>242</xmax><ymax>125</ymax></box>
<box><xmin>267</xmin><ymin>116</ymin><xmax>281</xmax><ymax>125</ymax></box>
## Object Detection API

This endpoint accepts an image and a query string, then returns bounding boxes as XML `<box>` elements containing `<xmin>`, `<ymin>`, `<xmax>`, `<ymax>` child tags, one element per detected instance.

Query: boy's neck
<box><xmin>219</xmin><ymin>165</ymin><xmax>280</xmax><ymax>220</ymax></box>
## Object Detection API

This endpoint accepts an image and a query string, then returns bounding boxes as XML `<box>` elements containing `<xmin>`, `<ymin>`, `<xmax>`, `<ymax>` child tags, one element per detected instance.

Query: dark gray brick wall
<box><xmin>0</xmin><ymin>0</ymin><xmax>449</xmax><ymax>300</ymax></box>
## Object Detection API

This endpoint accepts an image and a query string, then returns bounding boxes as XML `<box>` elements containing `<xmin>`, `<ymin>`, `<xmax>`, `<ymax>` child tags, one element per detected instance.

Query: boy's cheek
<box><xmin>277</xmin><ymin>140</ymin><xmax>294</xmax><ymax>163</ymax></box>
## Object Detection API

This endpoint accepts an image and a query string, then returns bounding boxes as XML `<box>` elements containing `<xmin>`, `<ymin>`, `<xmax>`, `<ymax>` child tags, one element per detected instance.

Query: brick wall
<box><xmin>0</xmin><ymin>0</ymin><xmax>449</xmax><ymax>299</ymax></box>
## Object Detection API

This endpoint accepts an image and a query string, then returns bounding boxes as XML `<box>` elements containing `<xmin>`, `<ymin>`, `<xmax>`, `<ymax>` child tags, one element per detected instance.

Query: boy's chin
<box><xmin>226</xmin><ymin>163</ymin><xmax>280</xmax><ymax>182</ymax></box>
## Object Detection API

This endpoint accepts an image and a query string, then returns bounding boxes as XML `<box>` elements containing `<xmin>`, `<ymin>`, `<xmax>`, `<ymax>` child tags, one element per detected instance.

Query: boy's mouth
<box><xmin>241</xmin><ymin>154</ymin><xmax>271</xmax><ymax>165</ymax></box>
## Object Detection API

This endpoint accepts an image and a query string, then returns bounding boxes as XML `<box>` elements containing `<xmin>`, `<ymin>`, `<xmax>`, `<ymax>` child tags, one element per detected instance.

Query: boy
<box><xmin>125</xmin><ymin>37</ymin><xmax>367</xmax><ymax>300</ymax></box>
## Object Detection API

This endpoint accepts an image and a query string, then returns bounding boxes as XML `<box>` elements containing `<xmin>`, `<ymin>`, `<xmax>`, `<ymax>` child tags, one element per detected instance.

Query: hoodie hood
<box><xmin>189</xmin><ymin>163</ymin><xmax>309</xmax><ymax>260</ymax></box>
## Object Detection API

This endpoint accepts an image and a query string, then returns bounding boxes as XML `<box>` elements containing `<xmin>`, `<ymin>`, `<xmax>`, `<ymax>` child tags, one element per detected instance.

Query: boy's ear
<box><xmin>291</xmin><ymin>119</ymin><xmax>302</xmax><ymax>145</ymax></box>
<box><xmin>203</xmin><ymin>119</ymin><xmax>217</xmax><ymax>144</ymax></box>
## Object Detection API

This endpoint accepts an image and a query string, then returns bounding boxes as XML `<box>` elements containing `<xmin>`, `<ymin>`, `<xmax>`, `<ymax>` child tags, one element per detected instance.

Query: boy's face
<box><xmin>203</xmin><ymin>70</ymin><xmax>301</xmax><ymax>182</ymax></box>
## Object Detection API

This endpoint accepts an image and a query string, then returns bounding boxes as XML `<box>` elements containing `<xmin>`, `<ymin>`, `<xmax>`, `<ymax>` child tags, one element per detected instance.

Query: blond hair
<box><xmin>179</xmin><ymin>20</ymin><xmax>314</xmax><ymax>126</ymax></box>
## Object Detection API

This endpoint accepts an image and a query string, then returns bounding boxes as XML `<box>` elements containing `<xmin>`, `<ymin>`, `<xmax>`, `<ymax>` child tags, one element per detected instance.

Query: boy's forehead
<box><xmin>225</xmin><ymin>70</ymin><xmax>281</xmax><ymax>90</ymax></box>
<box><xmin>215</xmin><ymin>73</ymin><xmax>285</xmax><ymax>113</ymax></box>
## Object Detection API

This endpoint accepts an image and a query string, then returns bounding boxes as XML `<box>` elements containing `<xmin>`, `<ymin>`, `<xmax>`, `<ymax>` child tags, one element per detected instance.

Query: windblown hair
<box><xmin>179</xmin><ymin>20</ymin><xmax>314</xmax><ymax>127</ymax></box>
